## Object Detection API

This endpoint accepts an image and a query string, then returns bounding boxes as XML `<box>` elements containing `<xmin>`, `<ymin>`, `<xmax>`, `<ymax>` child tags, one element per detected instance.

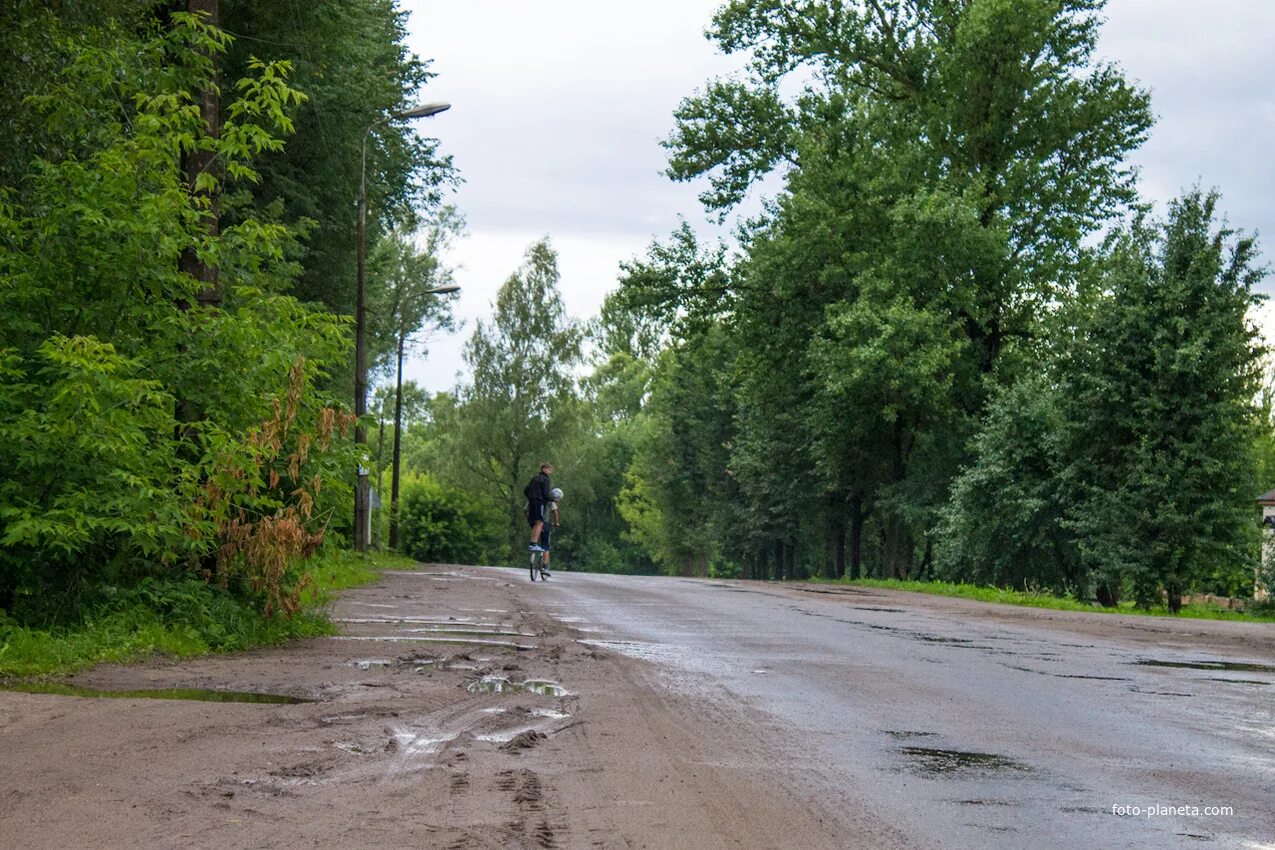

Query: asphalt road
<box><xmin>533</xmin><ymin>572</ymin><xmax>1275</xmax><ymax>849</ymax></box>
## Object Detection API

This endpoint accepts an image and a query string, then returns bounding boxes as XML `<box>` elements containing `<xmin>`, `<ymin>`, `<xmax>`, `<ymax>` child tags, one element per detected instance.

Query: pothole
<box><xmin>0</xmin><ymin>682</ymin><xmax>312</xmax><ymax>704</ymax></box>
<box><xmin>1136</xmin><ymin>658</ymin><xmax>1275</xmax><ymax>674</ymax></box>
<box><xmin>349</xmin><ymin>659</ymin><xmax>394</xmax><ymax>670</ymax></box>
<box><xmin>465</xmin><ymin>676</ymin><xmax>571</xmax><ymax>697</ymax></box>
<box><xmin>896</xmin><ymin>746</ymin><xmax>1034</xmax><ymax>777</ymax></box>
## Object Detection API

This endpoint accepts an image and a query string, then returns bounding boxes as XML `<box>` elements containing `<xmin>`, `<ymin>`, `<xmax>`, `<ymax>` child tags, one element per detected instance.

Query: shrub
<box><xmin>397</xmin><ymin>475</ymin><xmax>502</xmax><ymax>565</ymax></box>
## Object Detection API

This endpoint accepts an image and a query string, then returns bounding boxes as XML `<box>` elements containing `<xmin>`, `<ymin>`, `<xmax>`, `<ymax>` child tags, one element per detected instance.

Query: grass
<box><xmin>0</xmin><ymin>550</ymin><xmax>413</xmax><ymax>679</ymax></box>
<box><xmin>823</xmin><ymin>577</ymin><xmax>1275</xmax><ymax>623</ymax></box>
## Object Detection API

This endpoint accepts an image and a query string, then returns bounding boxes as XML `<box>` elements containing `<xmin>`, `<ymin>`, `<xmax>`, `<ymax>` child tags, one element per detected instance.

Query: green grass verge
<box><xmin>822</xmin><ymin>577</ymin><xmax>1275</xmax><ymax>623</ymax></box>
<box><xmin>0</xmin><ymin>550</ymin><xmax>415</xmax><ymax>679</ymax></box>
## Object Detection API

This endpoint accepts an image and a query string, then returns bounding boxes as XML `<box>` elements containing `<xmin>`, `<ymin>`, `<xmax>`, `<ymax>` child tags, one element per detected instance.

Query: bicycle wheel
<box><xmin>529</xmin><ymin>550</ymin><xmax>539</xmax><ymax>581</ymax></box>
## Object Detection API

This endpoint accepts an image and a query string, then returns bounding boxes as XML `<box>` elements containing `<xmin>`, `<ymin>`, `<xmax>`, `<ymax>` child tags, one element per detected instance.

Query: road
<box><xmin>2</xmin><ymin>567</ymin><xmax>1272</xmax><ymax>849</ymax></box>
<box><xmin>543</xmin><ymin>571</ymin><xmax>1275</xmax><ymax>849</ymax></box>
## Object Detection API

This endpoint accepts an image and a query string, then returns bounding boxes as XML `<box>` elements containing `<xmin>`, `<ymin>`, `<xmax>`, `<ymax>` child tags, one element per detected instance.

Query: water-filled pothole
<box><xmin>349</xmin><ymin>657</ymin><xmax>440</xmax><ymax>672</ymax></box>
<box><xmin>897</xmin><ymin>746</ymin><xmax>1033</xmax><ymax>777</ymax></box>
<box><xmin>0</xmin><ymin>682</ymin><xmax>311</xmax><ymax>704</ymax></box>
<box><xmin>466</xmin><ymin>676</ymin><xmax>570</xmax><ymax>697</ymax></box>
<box><xmin>1136</xmin><ymin>658</ymin><xmax>1275</xmax><ymax>674</ymax></box>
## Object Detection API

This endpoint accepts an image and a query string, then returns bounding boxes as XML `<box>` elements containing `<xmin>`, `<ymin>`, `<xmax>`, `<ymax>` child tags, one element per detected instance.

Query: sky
<box><xmin>399</xmin><ymin>0</ymin><xmax>1275</xmax><ymax>394</ymax></box>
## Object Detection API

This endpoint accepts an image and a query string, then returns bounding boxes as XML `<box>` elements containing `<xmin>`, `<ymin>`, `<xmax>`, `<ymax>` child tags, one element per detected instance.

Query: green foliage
<box><xmin>0</xmin><ymin>549</ymin><xmax>404</xmax><ymax>678</ymax></box>
<box><xmin>396</xmin><ymin>475</ymin><xmax>503</xmax><ymax>565</ymax></box>
<box><xmin>437</xmin><ymin>240</ymin><xmax>586</xmax><ymax>558</ymax></box>
<box><xmin>1060</xmin><ymin>192</ymin><xmax>1265</xmax><ymax>609</ymax></box>
<box><xmin>220</xmin><ymin>0</ymin><xmax>456</xmax><ymax>315</ymax></box>
<box><xmin>936</xmin><ymin>374</ymin><xmax>1081</xmax><ymax>592</ymax></box>
<box><xmin>0</xmin><ymin>12</ymin><xmax>365</xmax><ymax>625</ymax></box>
<box><xmin>617</xmin><ymin>327</ymin><xmax>741</xmax><ymax>576</ymax></box>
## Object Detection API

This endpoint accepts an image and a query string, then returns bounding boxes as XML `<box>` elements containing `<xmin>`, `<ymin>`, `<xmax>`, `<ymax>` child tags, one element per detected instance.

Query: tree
<box><xmin>367</xmin><ymin>209</ymin><xmax>463</xmax><ymax>549</ymax></box>
<box><xmin>446</xmin><ymin>240</ymin><xmax>584</xmax><ymax>558</ymax></box>
<box><xmin>0</xmin><ymin>14</ymin><xmax>352</xmax><ymax>618</ymax></box>
<box><xmin>650</xmin><ymin>0</ymin><xmax>1152</xmax><ymax>579</ymax></box>
<box><xmin>936</xmin><ymin>373</ymin><xmax>1082</xmax><ymax>592</ymax></box>
<box><xmin>220</xmin><ymin>0</ymin><xmax>456</xmax><ymax>316</ymax></box>
<box><xmin>1061</xmin><ymin>191</ymin><xmax>1265</xmax><ymax>611</ymax></box>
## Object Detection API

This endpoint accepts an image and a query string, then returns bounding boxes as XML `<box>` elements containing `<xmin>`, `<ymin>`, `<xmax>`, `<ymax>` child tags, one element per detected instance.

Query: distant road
<box><xmin>542</xmin><ymin>572</ymin><xmax>1275</xmax><ymax>849</ymax></box>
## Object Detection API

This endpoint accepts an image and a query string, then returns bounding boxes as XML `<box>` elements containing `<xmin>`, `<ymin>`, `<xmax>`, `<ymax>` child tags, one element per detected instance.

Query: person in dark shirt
<box><xmin>525</xmin><ymin>462</ymin><xmax>553</xmax><ymax>551</ymax></box>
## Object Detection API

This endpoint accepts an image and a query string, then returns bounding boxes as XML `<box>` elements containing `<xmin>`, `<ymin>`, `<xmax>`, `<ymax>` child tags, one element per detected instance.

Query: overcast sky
<box><xmin>399</xmin><ymin>0</ymin><xmax>1275</xmax><ymax>394</ymax></box>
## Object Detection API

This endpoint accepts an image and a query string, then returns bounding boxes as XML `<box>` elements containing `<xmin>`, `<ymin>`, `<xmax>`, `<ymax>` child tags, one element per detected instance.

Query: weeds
<box><xmin>0</xmin><ymin>550</ymin><xmax>407</xmax><ymax>679</ymax></box>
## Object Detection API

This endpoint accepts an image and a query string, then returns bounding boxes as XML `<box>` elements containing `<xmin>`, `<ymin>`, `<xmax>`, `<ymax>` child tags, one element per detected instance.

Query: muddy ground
<box><xmin>4</xmin><ymin>566</ymin><xmax>1272</xmax><ymax>849</ymax></box>
<box><xmin>0</xmin><ymin>567</ymin><xmax>852</xmax><ymax>849</ymax></box>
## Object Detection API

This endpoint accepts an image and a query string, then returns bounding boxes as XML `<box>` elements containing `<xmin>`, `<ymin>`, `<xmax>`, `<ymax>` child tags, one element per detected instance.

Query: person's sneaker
<box><xmin>528</xmin><ymin>544</ymin><xmax>544</xmax><ymax>552</ymax></box>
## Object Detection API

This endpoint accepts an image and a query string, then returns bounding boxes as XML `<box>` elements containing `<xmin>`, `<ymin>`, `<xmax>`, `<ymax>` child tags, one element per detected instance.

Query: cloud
<box><xmin>398</xmin><ymin>0</ymin><xmax>1275</xmax><ymax>394</ymax></box>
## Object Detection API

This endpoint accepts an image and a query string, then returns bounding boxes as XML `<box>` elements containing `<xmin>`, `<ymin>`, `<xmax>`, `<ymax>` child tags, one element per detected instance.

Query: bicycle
<box><xmin>528</xmin><ymin>546</ymin><xmax>550</xmax><ymax>581</ymax></box>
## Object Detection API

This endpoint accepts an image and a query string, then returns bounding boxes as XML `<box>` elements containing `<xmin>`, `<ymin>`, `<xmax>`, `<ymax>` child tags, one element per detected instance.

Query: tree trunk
<box><xmin>174</xmin><ymin>0</ymin><xmax>220</xmax><ymax>447</ymax></box>
<box><xmin>834</xmin><ymin>515</ymin><xmax>847</xmax><ymax>580</ymax></box>
<box><xmin>179</xmin><ymin>0</ymin><xmax>220</xmax><ymax>309</ymax></box>
<box><xmin>388</xmin><ymin>336</ymin><xmax>405</xmax><ymax>550</ymax></box>
<box><xmin>849</xmin><ymin>496</ymin><xmax>866</xmax><ymax>580</ymax></box>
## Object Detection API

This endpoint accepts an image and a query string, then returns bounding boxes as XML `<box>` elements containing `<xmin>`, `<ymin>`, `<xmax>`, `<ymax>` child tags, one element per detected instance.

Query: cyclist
<box><xmin>525</xmin><ymin>463</ymin><xmax>553</xmax><ymax>552</ymax></box>
<box><xmin>537</xmin><ymin>488</ymin><xmax>562</xmax><ymax>573</ymax></box>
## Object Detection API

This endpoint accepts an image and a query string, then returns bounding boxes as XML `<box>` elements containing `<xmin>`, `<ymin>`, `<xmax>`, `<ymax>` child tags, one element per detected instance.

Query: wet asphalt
<box><xmin>525</xmin><ymin>571</ymin><xmax>1275</xmax><ymax>850</ymax></box>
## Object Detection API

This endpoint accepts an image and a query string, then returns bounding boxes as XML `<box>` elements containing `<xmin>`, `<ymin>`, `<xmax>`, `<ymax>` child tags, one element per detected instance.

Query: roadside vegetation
<box><xmin>0</xmin><ymin>3</ymin><xmax>451</xmax><ymax>677</ymax></box>
<box><xmin>0</xmin><ymin>550</ymin><xmax>404</xmax><ymax>679</ymax></box>
<box><xmin>394</xmin><ymin>0</ymin><xmax>1275</xmax><ymax>615</ymax></box>
<box><xmin>821</xmin><ymin>578</ymin><xmax>1275</xmax><ymax>624</ymax></box>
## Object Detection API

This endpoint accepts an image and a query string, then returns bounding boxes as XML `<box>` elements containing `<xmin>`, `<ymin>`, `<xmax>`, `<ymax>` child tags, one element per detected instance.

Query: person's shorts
<box><xmin>527</xmin><ymin>500</ymin><xmax>546</xmax><ymax>527</ymax></box>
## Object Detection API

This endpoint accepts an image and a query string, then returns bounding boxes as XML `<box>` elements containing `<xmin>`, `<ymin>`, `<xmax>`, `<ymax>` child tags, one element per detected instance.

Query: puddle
<box><xmin>1053</xmin><ymin>674</ymin><xmax>1131</xmax><ymax>681</ymax></box>
<box><xmin>896</xmin><ymin>746</ymin><xmax>1034</xmax><ymax>777</ymax></box>
<box><xmin>330</xmin><ymin>636</ymin><xmax>536</xmax><ymax>650</ymax></box>
<box><xmin>334</xmin><ymin>741</ymin><xmax>375</xmax><ymax>756</ymax></box>
<box><xmin>954</xmin><ymin>798</ymin><xmax>1015</xmax><ymax>807</ymax></box>
<box><xmin>465</xmin><ymin>677</ymin><xmax>571</xmax><ymax>697</ymax></box>
<box><xmin>577</xmin><ymin>639</ymin><xmax>685</xmax><ymax>664</ymax></box>
<box><xmin>391</xmin><ymin>727</ymin><xmax>456</xmax><ymax>758</ymax></box>
<box><xmin>336</xmin><ymin>616</ymin><xmax>490</xmax><ymax>625</ymax></box>
<box><xmin>1136</xmin><ymin>659</ymin><xmax>1275</xmax><ymax>674</ymax></box>
<box><xmin>404</xmin><ymin>627</ymin><xmax>535</xmax><ymax>638</ymax></box>
<box><xmin>1129</xmin><ymin>686</ymin><xmax>1194</xmax><ymax>697</ymax></box>
<box><xmin>531</xmin><ymin>708</ymin><xmax>570</xmax><ymax>719</ymax></box>
<box><xmin>349</xmin><ymin>659</ymin><xmax>394</xmax><ymax>670</ymax></box>
<box><xmin>0</xmin><ymin>682</ymin><xmax>311</xmax><ymax>704</ymax></box>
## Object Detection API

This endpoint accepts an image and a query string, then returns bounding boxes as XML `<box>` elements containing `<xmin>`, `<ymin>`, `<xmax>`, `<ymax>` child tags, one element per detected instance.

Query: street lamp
<box><xmin>385</xmin><ymin>283</ymin><xmax>461</xmax><ymax>551</ymax></box>
<box><xmin>355</xmin><ymin>102</ymin><xmax>451</xmax><ymax>553</ymax></box>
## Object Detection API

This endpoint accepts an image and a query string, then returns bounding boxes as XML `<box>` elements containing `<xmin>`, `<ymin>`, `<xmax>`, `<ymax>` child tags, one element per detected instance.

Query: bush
<box><xmin>397</xmin><ymin>475</ymin><xmax>502</xmax><ymax>565</ymax></box>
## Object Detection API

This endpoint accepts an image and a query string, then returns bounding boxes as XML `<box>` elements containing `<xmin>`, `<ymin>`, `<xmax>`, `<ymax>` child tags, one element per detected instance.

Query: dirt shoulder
<box><xmin>0</xmin><ymin>566</ymin><xmax>851</xmax><ymax>850</ymax></box>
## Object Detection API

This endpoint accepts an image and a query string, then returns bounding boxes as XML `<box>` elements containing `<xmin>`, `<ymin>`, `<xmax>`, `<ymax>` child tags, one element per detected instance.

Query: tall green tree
<box><xmin>445</xmin><ymin>240</ymin><xmax>584</xmax><ymax>558</ymax></box>
<box><xmin>0</xmin><ymin>14</ymin><xmax>351</xmax><ymax>618</ymax></box>
<box><xmin>367</xmin><ymin>208</ymin><xmax>463</xmax><ymax>549</ymax></box>
<box><xmin>1061</xmin><ymin>191</ymin><xmax>1265</xmax><ymax>610</ymax></box>
<box><xmin>650</xmin><ymin>0</ymin><xmax>1152</xmax><ymax>577</ymax></box>
<box><xmin>220</xmin><ymin>0</ymin><xmax>455</xmax><ymax>316</ymax></box>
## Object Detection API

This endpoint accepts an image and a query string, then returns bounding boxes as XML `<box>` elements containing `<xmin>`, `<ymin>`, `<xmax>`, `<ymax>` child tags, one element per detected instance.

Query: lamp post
<box><xmin>355</xmin><ymin>102</ymin><xmax>450</xmax><ymax>553</ymax></box>
<box><xmin>387</xmin><ymin>283</ymin><xmax>460</xmax><ymax>551</ymax></box>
